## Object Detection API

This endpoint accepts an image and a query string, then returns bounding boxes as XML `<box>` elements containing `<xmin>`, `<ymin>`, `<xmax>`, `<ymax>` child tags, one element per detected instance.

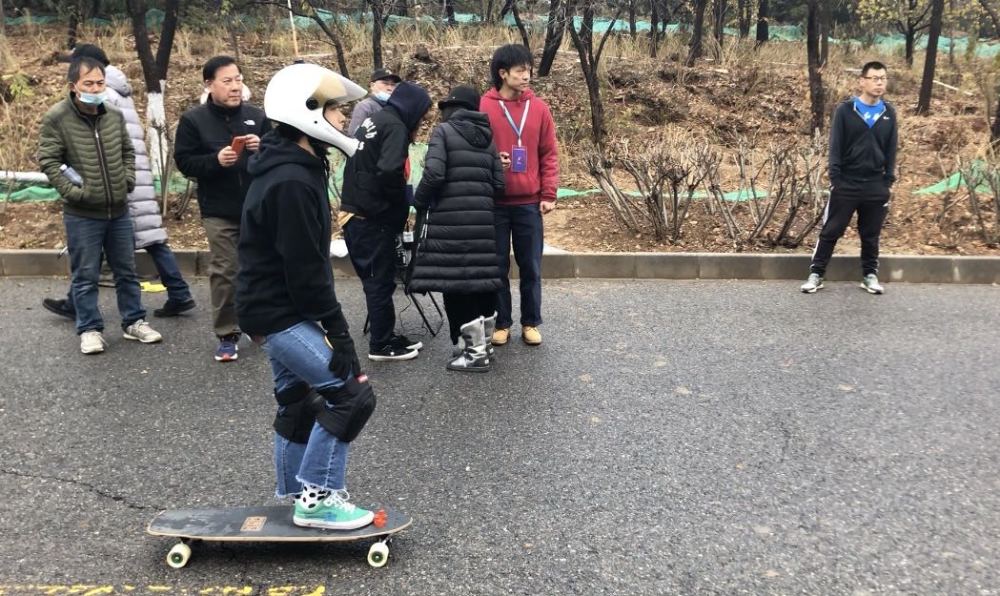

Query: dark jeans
<box><xmin>495</xmin><ymin>203</ymin><xmax>543</xmax><ymax>329</ymax></box>
<box><xmin>343</xmin><ymin>217</ymin><xmax>398</xmax><ymax>352</ymax></box>
<box><xmin>65</xmin><ymin>242</ymin><xmax>192</xmax><ymax>307</ymax></box>
<box><xmin>63</xmin><ymin>212</ymin><xmax>145</xmax><ymax>334</ymax></box>
<box><xmin>810</xmin><ymin>191</ymin><xmax>890</xmax><ymax>277</ymax></box>
<box><xmin>442</xmin><ymin>292</ymin><xmax>498</xmax><ymax>344</ymax></box>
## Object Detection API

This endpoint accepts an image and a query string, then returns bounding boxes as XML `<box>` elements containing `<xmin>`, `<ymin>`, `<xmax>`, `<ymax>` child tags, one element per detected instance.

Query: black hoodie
<box><xmin>408</xmin><ymin>109</ymin><xmax>506</xmax><ymax>295</ymax></box>
<box><xmin>235</xmin><ymin>130</ymin><xmax>348</xmax><ymax>337</ymax></box>
<box><xmin>828</xmin><ymin>98</ymin><xmax>898</xmax><ymax>198</ymax></box>
<box><xmin>340</xmin><ymin>81</ymin><xmax>431</xmax><ymax>229</ymax></box>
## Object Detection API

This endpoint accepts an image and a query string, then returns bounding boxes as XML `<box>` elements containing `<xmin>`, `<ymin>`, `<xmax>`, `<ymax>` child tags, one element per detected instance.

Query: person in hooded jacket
<box><xmin>408</xmin><ymin>86</ymin><xmax>506</xmax><ymax>373</ymax></box>
<box><xmin>340</xmin><ymin>80</ymin><xmax>432</xmax><ymax>363</ymax></box>
<box><xmin>236</xmin><ymin>63</ymin><xmax>375</xmax><ymax>530</ymax></box>
<box><xmin>42</xmin><ymin>44</ymin><xmax>195</xmax><ymax>322</ymax></box>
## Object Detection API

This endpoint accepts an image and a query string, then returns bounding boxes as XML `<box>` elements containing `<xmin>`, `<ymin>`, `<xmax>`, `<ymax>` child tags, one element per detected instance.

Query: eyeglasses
<box><xmin>863</xmin><ymin>76</ymin><xmax>888</xmax><ymax>83</ymax></box>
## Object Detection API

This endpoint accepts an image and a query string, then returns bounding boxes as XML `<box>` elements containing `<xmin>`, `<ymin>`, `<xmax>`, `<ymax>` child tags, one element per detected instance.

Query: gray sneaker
<box><xmin>861</xmin><ymin>274</ymin><xmax>884</xmax><ymax>295</ymax></box>
<box><xmin>80</xmin><ymin>330</ymin><xmax>107</xmax><ymax>354</ymax></box>
<box><xmin>123</xmin><ymin>319</ymin><xmax>163</xmax><ymax>343</ymax></box>
<box><xmin>800</xmin><ymin>273</ymin><xmax>824</xmax><ymax>293</ymax></box>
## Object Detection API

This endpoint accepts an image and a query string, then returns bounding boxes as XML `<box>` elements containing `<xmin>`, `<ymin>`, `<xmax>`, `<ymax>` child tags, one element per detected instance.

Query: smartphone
<box><xmin>230</xmin><ymin>135</ymin><xmax>246</xmax><ymax>155</ymax></box>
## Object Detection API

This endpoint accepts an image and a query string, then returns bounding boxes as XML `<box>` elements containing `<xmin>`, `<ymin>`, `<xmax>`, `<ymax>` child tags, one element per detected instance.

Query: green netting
<box><xmin>914</xmin><ymin>162</ymin><xmax>991</xmax><ymax>195</ymax></box>
<box><xmin>5</xmin><ymin>9</ymin><xmax>163</xmax><ymax>28</ymax></box>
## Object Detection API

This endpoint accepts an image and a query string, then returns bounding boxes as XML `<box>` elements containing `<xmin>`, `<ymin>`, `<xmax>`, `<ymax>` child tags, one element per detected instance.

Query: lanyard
<box><xmin>499</xmin><ymin>100</ymin><xmax>530</xmax><ymax>146</ymax></box>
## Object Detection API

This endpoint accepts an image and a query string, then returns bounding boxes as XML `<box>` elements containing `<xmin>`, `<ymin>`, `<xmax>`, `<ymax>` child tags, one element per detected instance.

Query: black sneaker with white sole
<box><xmin>390</xmin><ymin>333</ymin><xmax>423</xmax><ymax>351</ymax></box>
<box><xmin>368</xmin><ymin>343</ymin><xmax>419</xmax><ymax>362</ymax></box>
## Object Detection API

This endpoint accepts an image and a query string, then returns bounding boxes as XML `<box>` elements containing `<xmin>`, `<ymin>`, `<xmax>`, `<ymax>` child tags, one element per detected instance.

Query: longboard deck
<box><xmin>147</xmin><ymin>506</ymin><xmax>411</xmax><ymax>543</ymax></box>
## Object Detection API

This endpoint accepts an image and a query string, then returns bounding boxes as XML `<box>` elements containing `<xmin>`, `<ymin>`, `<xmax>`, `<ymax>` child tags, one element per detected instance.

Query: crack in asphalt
<box><xmin>0</xmin><ymin>467</ymin><xmax>158</xmax><ymax>512</ymax></box>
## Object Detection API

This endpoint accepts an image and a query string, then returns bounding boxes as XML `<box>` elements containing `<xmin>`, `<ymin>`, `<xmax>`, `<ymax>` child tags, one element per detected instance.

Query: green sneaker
<box><xmin>861</xmin><ymin>274</ymin><xmax>884</xmax><ymax>295</ymax></box>
<box><xmin>800</xmin><ymin>273</ymin><xmax>824</xmax><ymax>293</ymax></box>
<box><xmin>293</xmin><ymin>489</ymin><xmax>374</xmax><ymax>530</ymax></box>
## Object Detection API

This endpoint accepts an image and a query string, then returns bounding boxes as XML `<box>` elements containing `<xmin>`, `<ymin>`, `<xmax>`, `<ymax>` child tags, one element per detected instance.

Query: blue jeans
<box><xmin>63</xmin><ymin>212</ymin><xmax>145</xmax><ymax>334</ymax></box>
<box><xmin>64</xmin><ymin>242</ymin><xmax>192</xmax><ymax>307</ymax></box>
<box><xmin>262</xmin><ymin>321</ymin><xmax>351</xmax><ymax>498</ymax></box>
<box><xmin>145</xmin><ymin>242</ymin><xmax>193</xmax><ymax>303</ymax></box>
<box><xmin>495</xmin><ymin>204</ymin><xmax>543</xmax><ymax>329</ymax></box>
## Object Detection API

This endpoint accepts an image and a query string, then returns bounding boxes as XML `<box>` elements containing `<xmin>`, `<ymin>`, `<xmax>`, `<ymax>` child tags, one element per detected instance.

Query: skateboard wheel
<box><xmin>167</xmin><ymin>542</ymin><xmax>192</xmax><ymax>569</ymax></box>
<box><xmin>367</xmin><ymin>541</ymin><xmax>389</xmax><ymax>568</ymax></box>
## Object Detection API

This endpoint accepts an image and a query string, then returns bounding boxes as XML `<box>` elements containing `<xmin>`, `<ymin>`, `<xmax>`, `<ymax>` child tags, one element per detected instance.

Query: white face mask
<box><xmin>373</xmin><ymin>91</ymin><xmax>391</xmax><ymax>103</ymax></box>
<box><xmin>78</xmin><ymin>91</ymin><xmax>107</xmax><ymax>106</ymax></box>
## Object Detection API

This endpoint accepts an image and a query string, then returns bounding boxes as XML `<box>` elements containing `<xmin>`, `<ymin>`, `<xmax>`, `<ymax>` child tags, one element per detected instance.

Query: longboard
<box><xmin>147</xmin><ymin>505</ymin><xmax>411</xmax><ymax>569</ymax></box>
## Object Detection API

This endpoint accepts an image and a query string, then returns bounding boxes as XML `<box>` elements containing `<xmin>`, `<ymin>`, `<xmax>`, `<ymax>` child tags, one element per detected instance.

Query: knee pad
<box><xmin>273</xmin><ymin>383</ymin><xmax>317</xmax><ymax>444</ymax></box>
<box><xmin>313</xmin><ymin>375</ymin><xmax>377</xmax><ymax>443</ymax></box>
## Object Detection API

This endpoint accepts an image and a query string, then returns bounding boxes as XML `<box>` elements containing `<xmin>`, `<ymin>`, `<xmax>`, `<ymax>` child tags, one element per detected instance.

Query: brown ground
<box><xmin>1</xmin><ymin>28</ymin><xmax>997</xmax><ymax>255</ymax></box>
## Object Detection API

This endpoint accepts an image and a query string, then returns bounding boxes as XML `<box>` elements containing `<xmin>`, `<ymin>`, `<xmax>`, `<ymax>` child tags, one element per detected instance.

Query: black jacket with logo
<box><xmin>828</xmin><ymin>98</ymin><xmax>898</xmax><ymax>198</ymax></box>
<box><xmin>174</xmin><ymin>98</ymin><xmax>269</xmax><ymax>221</ymax></box>
<box><xmin>340</xmin><ymin>82</ymin><xmax>431</xmax><ymax>230</ymax></box>
<box><xmin>236</xmin><ymin>131</ymin><xmax>348</xmax><ymax>337</ymax></box>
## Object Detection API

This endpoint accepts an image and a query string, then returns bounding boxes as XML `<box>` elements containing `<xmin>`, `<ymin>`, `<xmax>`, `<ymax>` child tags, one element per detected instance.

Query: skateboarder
<box><xmin>236</xmin><ymin>63</ymin><xmax>375</xmax><ymax>530</ymax></box>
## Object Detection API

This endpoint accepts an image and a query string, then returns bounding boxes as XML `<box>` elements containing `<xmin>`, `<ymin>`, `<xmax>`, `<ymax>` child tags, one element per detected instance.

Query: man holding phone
<box><xmin>175</xmin><ymin>55</ymin><xmax>269</xmax><ymax>362</ymax></box>
<box><xmin>480</xmin><ymin>44</ymin><xmax>559</xmax><ymax>347</ymax></box>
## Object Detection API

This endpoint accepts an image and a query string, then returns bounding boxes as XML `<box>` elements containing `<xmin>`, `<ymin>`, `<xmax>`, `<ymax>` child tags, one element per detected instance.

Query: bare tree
<box><xmin>806</xmin><ymin>0</ymin><xmax>825</xmax><ymax>133</ymax></box>
<box><xmin>686</xmin><ymin>0</ymin><xmax>708</xmax><ymax>66</ymax></box>
<box><xmin>755</xmin><ymin>0</ymin><xmax>768</xmax><ymax>46</ymax></box>
<box><xmin>126</xmin><ymin>0</ymin><xmax>180</xmax><ymax>182</ymax></box>
<box><xmin>369</xmin><ymin>0</ymin><xmax>388</xmax><ymax>69</ymax></box>
<box><xmin>1</xmin><ymin>0</ymin><xmax>7</xmax><ymax>38</ymax></box>
<box><xmin>566</xmin><ymin>0</ymin><xmax>623</xmax><ymax>146</ymax></box>
<box><xmin>737</xmin><ymin>0</ymin><xmax>751</xmax><ymax>37</ymax></box>
<box><xmin>916</xmin><ymin>0</ymin><xmax>945</xmax><ymax>114</ymax></box>
<box><xmin>650</xmin><ymin>0</ymin><xmax>682</xmax><ymax>57</ymax></box>
<box><xmin>712</xmin><ymin>0</ymin><xmax>728</xmax><ymax>59</ymax></box>
<box><xmin>538</xmin><ymin>0</ymin><xmax>566</xmax><ymax>76</ymax></box>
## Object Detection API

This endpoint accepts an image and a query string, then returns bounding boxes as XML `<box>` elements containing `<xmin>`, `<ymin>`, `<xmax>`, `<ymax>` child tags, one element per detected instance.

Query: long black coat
<box><xmin>408</xmin><ymin>109</ymin><xmax>506</xmax><ymax>295</ymax></box>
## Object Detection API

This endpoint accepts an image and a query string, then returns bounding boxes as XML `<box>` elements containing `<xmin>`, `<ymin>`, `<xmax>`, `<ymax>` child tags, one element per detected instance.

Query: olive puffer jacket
<box><xmin>37</xmin><ymin>93</ymin><xmax>135</xmax><ymax>220</ymax></box>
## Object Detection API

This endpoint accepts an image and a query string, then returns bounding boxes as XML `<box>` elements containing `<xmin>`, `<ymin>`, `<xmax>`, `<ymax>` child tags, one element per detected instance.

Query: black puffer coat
<box><xmin>408</xmin><ymin>109</ymin><xmax>506</xmax><ymax>294</ymax></box>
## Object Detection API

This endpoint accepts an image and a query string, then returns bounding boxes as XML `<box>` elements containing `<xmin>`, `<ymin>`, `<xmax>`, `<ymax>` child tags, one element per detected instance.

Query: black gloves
<box><xmin>325</xmin><ymin>331</ymin><xmax>361</xmax><ymax>380</ymax></box>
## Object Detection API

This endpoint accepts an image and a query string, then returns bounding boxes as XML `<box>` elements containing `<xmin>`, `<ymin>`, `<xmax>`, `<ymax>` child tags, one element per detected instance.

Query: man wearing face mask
<box><xmin>347</xmin><ymin>68</ymin><xmax>401</xmax><ymax>136</ymax></box>
<box><xmin>38</xmin><ymin>56</ymin><xmax>163</xmax><ymax>354</ymax></box>
<box><xmin>174</xmin><ymin>56</ymin><xmax>269</xmax><ymax>362</ymax></box>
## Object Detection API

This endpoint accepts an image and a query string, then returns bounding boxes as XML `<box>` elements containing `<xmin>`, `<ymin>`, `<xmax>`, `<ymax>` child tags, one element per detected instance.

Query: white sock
<box><xmin>297</xmin><ymin>483</ymin><xmax>329</xmax><ymax>510</ymax></box>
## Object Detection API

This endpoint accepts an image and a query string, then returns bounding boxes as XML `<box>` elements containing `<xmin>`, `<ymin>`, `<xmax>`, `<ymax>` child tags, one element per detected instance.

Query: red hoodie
<box><xmin>479</xmin><ymin>88</ymin><xmax>559</xmax><ymax>206</ymax></box>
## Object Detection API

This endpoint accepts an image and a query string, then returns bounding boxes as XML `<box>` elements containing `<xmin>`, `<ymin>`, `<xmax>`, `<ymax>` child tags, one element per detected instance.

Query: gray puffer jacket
<box><xmin>106</xmin><ymin>65</ymin><xmax>165</xmax><ymax>248</ymax></box>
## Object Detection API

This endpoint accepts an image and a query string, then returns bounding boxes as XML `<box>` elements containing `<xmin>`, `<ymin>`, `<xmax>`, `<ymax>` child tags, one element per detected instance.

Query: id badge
<box><xmin>511</xmin><ymin>146</ymin><xmax>528</xmax><ymax>173</ymax></box>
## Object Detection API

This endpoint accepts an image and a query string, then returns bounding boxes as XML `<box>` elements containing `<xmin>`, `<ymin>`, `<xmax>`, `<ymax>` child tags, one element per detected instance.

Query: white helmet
<box><xmin>263</xmin><ymin>62</ymin><xmax>366</xmax><ymax>156</ymax></box>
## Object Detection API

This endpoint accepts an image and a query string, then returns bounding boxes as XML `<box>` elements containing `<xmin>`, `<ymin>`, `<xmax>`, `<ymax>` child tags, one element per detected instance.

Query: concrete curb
<box><xmin>1</xmin><ymin>249</ymin><xmax>998</xmax><ymax>284</ymax></box>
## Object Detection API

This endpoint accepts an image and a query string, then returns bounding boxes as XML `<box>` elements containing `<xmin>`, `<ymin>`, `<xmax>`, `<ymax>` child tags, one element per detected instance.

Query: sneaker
<box><xmin>491</xmin><ymin>327</ymin><xmax>510</xmax><ymax>346</ymax></box>
<box><xmin>43</xmin><ymin>298</ymin><xmax>76</xmax><ymax>320</ymax></box>
<box><xmin>80</xmin><ymin>330</ymin><xmax>107</xmax><ymax>354</ymax></box>
<box><xmin>800</xmin><ymin>273</ymin><xmax>824</xmax><ymax>294</ymax></box>
<box><xmin>522</xmin><ymin>325</ymin><xmax>542</xmax><ymax>346</ymax></box>
<box><xmin>293</xmin><ymin>489</ymin><xmax>374</xmax><ymax>530</ymax></box>
<box><xmin>215</xmin><ymin>333</ymin><xmax>240</xmax><ymax>362</ymax></box>
<box><xmin>368</xmin><ymin>343</ymin><xmax>418</xmax><ymax>362</ymax></box>
<box><xmin>153</xmin><ymin>298</ymin><xmax>196</xmax><ymax>318</ymax></box>
<box><xmin>123</xmin><ymin>319</ymin><xmax>163</xmax><ymax>343</ymax></box>
<box><xmin>861</xmin><ymin>273</ymin><xmax>884</xmax><ymax>295</ymax></box>
<box><xmin>390</xmin><ymin>333</ymin><xmax>423</xmax><ymax>351</ymax></box>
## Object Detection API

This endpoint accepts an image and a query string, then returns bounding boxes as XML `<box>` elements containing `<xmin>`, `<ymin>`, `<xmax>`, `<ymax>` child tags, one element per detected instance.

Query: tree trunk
<box><xmin>738</xmin><ymin>0</ymin><xmax>750</xmax><ymax>37</ymax></box>
<box><xmin>444</xmin><ymin>0</ymin><xmax>457</xmax><ymax>24</ymax></box>
<box><xmin>567</xmin><ymin>0</ymin><xmax>619</xmax><ymax>147</ymax></box>
<box><xmin>686</xmin><ymin>0</ymin><xmax>708</xmax><ymax>66</ymax></box>
<box><xmin>820</xmin><ymin>0</ymin><xmax>830</xmax><ymax>65</ymax></box>
<box><xmin>629</xmin><ymin>0</ymin><xmax>637</xmax><ymax>38</ymax></box>
<box><xmin>916</xmin><ymin>0</ymin><xmax>945</xmax><ymax>114</ymax></box>
<box><xmin>980</xmin><ymin>0</ymin><xmax>1000</xmax><ymax>33</ymax></box>
<box><xmin>991</xmin><ymin>95</ymin><xmax>1000</xmax><ymax>145</ymax></box>
<box><xmin>0</xmin><ymin>0</ymin><xmax>5</xmax><ymax>37</ymax></box>
<box><xmin>511</xmin><ymin>0</ymin><xmax>531</xmax><ymax>50</ymax></box>
<box><xmin>712</xmin><ymin>0</ymin><xmax>727</xmax><ymax>59</ymax></box>
<box><xmin>538</xmin><ymin>0</ymin><xmax>565</xmax><ymax>77</ymax></box>
<box><xmin>67</xmin><ymin>0</ymin><xmax>81</xmax><ymax>50</ymax></box>
<box><xmin>806</xmin><ymin>0</ymin><xmax>825</xmax><ymax>133</ymax></box>
<box><xmin>649</xmin><ymin>0</ymin><xmax>660</xmax><ymax>56</ymax></box>
<box><xmin>905</xmin><ymin>26</ymin><xmax>915</xmax><ymax>67</ymax></box>
<box><xmin>370</xmin><ymin>0</ymin><xmax>385</xmax><ymax>69</ymax></box>
<box><xmin>755</xmin><ymin>0</ymin><xmax>768</xmax><ymax>46</ymax></box>
<box><xmin>306</xmin><ymin>0</ymin><xmax>350</xmax><ymax>75</ymax></box>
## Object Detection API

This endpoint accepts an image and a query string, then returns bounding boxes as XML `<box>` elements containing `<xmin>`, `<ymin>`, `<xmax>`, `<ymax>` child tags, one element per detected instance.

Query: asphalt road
<box><xmin>0</xmin><ymin>277</ymin><xmax>997</xmax><ymax>595</ymax></box>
